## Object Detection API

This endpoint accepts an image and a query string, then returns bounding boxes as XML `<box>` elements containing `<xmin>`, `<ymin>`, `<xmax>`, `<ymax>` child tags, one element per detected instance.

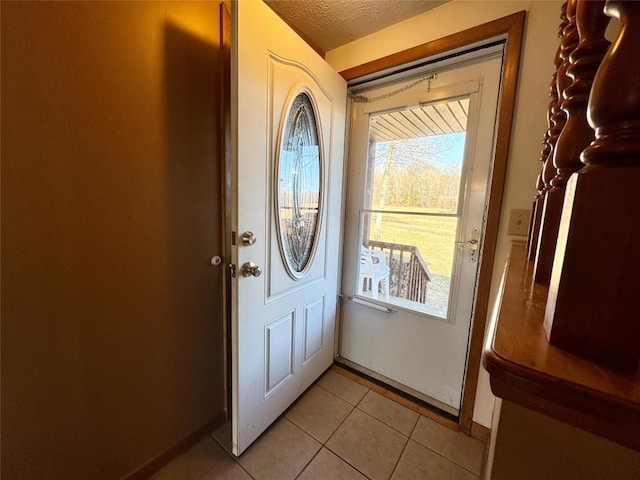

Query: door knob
<box><xmin>210</xmin><ymin>255</ymin><xmax>223</xmax><ymax>266</ymax></box>
<box><xmin>455</xmin><ymin>227</ymin><xmax>480</xmax><ymax>263</ymax></box>
<box><xmin>241</xmin><ymin>231</ymin><xmax>257</xmax><ymax>246</ymax></box>
<box><xmin>241</xmin><ymin>262</ymin><xmax>262</xmax><ymax>277</ymax></box>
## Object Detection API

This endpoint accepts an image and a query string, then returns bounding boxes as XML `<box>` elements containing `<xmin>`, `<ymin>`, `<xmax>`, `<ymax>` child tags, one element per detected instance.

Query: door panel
<box><xmin>339</xmin><ymin>54</ymin><xmax>502</xmax><ymax>415</ymax></box>
<box><xmin>231</xmin><ymin>0</ymin><xmax>346</xmax><ymax>455</ymax></box>
<box><xmin>265</xmin><ymin>313</ymin><xmax>295</xmax><ymax>395</ymax></box>
<box><xmin>267</xmin><ymin>54</ymin><xmax>332</xmax><ymax>299</ymax></box>
<box><xmin>303</xmin><ymin>298</ymin><xmax>325</xmax><ymax>363</ymax></box>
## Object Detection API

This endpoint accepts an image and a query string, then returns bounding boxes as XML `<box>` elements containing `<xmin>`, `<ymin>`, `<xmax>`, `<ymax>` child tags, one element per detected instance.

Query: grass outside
<box><xmin>368</xmin><ymin>205</ymin><xmax>458</xmax><ymax>276</ymax></box>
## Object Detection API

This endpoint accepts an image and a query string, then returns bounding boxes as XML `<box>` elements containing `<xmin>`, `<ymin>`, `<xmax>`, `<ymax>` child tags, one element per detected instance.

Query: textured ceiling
<box><xmin>264</xmin><ymin>0</ymin><xmax>448</xmax><ymax>52</ymax></box>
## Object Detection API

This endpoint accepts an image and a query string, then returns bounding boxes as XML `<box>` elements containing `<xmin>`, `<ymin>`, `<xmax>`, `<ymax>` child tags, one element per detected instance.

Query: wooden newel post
<box><xmin>545</xmin><ymin>0</ymin><xmax>640</xmax><ymax>372</ymax></box>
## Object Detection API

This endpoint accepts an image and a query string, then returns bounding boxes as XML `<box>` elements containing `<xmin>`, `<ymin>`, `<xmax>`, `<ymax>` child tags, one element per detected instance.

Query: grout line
<box><xmin>331</xmin><ymin>364</ymin><xmax>465</xmax><ymax>432</ymax></box>
<box><xmin>388</xmin><ymin>444</ymin><xmax>410</xmax><ymax>480</ymax></box>
<box><xmin>288</xmin><ymin>381</ymin><xmax>360</xmax><ymax>444</ymax></box>
<box><xmin>343</xmin><ymin>408</ymin><xmax>410</xmax><ymax>480</ymax></box>
<box><xmin>319</xmin><ymin>371</ymin><xmax>422</xmax><ymax>479</ymax></box>
<box><xmin>234</xmin><ymin>459</ymin><xmax>256</xmax><ymax>480</ymax></box>
<box><xmin>322</xmin><ymin>391</ymin><xmax>366</xmax><ymax>447</ymax></box>
<box><xmin>315</xmin><ymin>381</ymin><xmax>363</xmax><ymax>409</ymax></box>
<box><xmin>229</xmin><ymin>370</ymin><xmax>480</xmax><ymax>480</ymax></box>
<box><xmin>293</xmin><ymin>375</ymin><xmax>372</xmax><ymax>480</ymax></box>
<box><xmin>388</xmin><ymin>418</ymin><xmax>419</xmax><ymax>480</ymax></box>
<box><xmin>355</xmin><ymin>400</ymin><xmax>481</xmax><ymax>478</ymax></box>
<box><xmin>208</xmin><ymin>432</ymin><xmax>257</xmax><ymax>480</ymax></box>
<box><xmin>411</xmin><ymin>436</ymin><xmax>483</xmax><ymax>478</ymax></box>
<box><xmin>316</xmin><ymin>401</ymin><xmax>373</xmax><ymax>479</ymax></box>
<box><xmin>355</xmin><ymin>392</ymin><xmax>421</xmax><ymax>437</ymax></box>
<box><xmin>274</xmin><ymin>418</ymin><xmax>324</xmax><ymax>480</ymax></box>
<box><xmin>323</xmin><ymin>443</ymin><xmax>373</xmax><ymax>480</ymax></box>
<box><xmin>408</xmin><ymin>411</ymin><xmax>421</xmax><ymax>439</ymax></box>
<box><xmin>292</xmin><ymin>446</ymin><xmax>323</xmax><ymax>480</ymax></box>
<box><xmin>316</xmin><ymin>372</ymin><xmax>369</xmax><ymax>407</ymax></box>
<box><xmin>329</xmin><ymin>368</ymin><xmax>425</xmax><ymax>436</ymax></box>
<box><xmin>410</xmin><ymin>414</ymin><xmax>485</xmax><ymax>475</ymax></box>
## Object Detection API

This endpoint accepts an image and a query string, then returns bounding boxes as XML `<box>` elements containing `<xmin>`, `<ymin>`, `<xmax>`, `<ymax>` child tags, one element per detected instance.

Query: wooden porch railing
<box><xmin>366</xmin><ymin>240</ymin><xmax>432</xmax><ymax>303</ymax></box>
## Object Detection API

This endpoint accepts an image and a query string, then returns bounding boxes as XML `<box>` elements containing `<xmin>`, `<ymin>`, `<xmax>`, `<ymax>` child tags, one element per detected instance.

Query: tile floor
<box><xmin>151</xmin><ymin>369</ymin><xmax>486</xmax><ymax>480</ymax></box>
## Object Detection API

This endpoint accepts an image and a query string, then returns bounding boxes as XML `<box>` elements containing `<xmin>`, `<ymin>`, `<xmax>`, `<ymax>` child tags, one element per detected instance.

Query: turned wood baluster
<box><xmin>583</xmin><ymin>4</ymin><xmax>640</xmax><ymax>165</ymax></box>
<box><xmin>527</xmin><ymin>81</ymin><xmax>558</xmax><ymax>261</ymax></box>
<box><xmin>526</xmin><ymin>174</ymin><xmax>544</xmax><ymax>260</ymax></box>
<box><xmin>534</xmin><ymin>0</ymin><xmax>579</xmax><ymax>284</ymax></box>
<box><xmin>528</xmin><ymin>3</ymin><xmax>569</xmax><ymax>260</ymax></box>
<box><xmin>545</xmin><ymin>1</ymin><xmax>640</xmax><ymax>372</ymax></box>
<box><xmin>558</xmin><ymin>0</ymin><xmax>610</xmax><ymax>178</ymax></box>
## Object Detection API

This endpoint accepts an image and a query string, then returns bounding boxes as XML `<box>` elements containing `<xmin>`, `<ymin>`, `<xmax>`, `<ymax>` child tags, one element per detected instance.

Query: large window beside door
<box><xmin>356</xmin><ymin>96</ymin><xmax>469</xmax><ymax>320</ymax></box>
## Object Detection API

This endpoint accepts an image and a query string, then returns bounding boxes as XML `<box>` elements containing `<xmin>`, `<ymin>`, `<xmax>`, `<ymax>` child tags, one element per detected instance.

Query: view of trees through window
<box><xmin>360</xmin><ymin>99</ymin><xmax>468</xmax><ymax>318</ymax></box>
<box><xmin>371</xmin><ymin>136</ymin><xmax>462</xmax><ymax>214</ymax></box>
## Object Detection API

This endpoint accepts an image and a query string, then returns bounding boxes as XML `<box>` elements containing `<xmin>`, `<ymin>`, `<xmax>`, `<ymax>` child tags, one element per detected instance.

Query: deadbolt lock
<box><xmin>241</xmin><ymin>231</ymin><xmax>257</xmax><ymax>246</ymax></box>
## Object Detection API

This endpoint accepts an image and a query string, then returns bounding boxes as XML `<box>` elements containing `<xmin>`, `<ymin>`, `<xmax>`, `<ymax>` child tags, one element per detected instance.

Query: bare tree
<box><xmin>370</xmin><ymin>135</ymin><xmax>457</xmax><ymax>236</ymax></box>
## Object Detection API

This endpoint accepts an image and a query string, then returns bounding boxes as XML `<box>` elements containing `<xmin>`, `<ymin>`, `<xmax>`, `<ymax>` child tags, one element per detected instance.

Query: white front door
<box><xmin>339</xmin><ymin>52</ymin><xmax>502</xmax><ymax>416</ymax></box>
<box><xmin>230</xmin><ymin>0</ymin><xmax>346</xmax><ymax>455</ymax></box>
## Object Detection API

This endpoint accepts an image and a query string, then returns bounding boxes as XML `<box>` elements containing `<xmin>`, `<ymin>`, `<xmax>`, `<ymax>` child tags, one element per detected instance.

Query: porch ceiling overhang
<box><xmin>368</xmin><ymin>97</ymin><xmax>469</xmax><ymax>142</ymax></box>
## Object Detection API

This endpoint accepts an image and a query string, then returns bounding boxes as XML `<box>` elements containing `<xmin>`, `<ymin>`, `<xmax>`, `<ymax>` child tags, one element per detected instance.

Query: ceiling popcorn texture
<box><xmin>264</xmin><ymin>0</ymin><xmax>448</xmax><ymax>52</ymax></box>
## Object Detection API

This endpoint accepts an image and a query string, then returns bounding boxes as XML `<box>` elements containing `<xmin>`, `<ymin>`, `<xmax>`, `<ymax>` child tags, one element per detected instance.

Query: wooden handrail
<box><xmin>483</xmin><ymin>243</ymin><xmax>640</xmax><ymax>452</ymax></box>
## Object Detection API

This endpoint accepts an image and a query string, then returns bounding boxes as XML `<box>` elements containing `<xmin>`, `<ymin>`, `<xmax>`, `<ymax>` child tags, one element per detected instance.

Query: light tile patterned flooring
<box><xmin>151</xmin><ymin>369</ymin><xmax>486</xmax><ymax>480</ymax></box>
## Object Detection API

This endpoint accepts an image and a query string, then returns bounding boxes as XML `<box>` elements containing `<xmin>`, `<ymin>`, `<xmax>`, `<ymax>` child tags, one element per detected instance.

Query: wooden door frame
<box><xmin>339</xmin><ymin>11</ymin><xmax>526</xmax><ymax>434</ymax></box>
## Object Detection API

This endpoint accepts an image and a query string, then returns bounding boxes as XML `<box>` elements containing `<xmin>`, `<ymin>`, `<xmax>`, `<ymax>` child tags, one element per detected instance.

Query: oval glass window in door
<box><xmin>276</xmin><ymin>90</ymin><xmax>323</xmax><ymax>278</ymax></box>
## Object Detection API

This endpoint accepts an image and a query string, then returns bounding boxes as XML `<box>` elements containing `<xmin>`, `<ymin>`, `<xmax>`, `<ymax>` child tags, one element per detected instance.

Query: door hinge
<box><xmin>231</xmin><ymin>231</ymin><xmax>237</xmax><ymax>246</ymax></box>
<box><xmin>229</xmin><ymin>263</ymin><xmax>237</xmax><ymax>278</ymax></box>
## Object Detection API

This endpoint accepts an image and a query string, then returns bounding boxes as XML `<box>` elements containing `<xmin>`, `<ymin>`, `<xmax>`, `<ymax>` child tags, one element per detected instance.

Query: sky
<box><xmin>374</xmin><ymin>131</ymin><xmax>467</xmax><ymax>170</ymax></box>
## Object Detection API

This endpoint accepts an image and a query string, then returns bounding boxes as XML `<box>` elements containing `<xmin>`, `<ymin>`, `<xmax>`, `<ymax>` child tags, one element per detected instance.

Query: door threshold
<box><xmin>333</xmin><ymin>359</ymin><xmax>459</xmax><ymax>422</ymax></box>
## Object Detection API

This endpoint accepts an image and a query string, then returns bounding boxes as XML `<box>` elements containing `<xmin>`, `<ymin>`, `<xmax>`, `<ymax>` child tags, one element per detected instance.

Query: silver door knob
<box><xmin>456</xmin><ymin>227</ymin><xmax>480</xmax><ymax>263</ymax></box>
<box><xmin>210</xmin><ymin>255</ymin><xmax>223</xmax><ymax>266</ymax></box>
<box><xmin>241</xmin><ymin>231</ymin><xmax>256</xmax><ymax>246</ymax></box>
<box><xmin>241</xmin><ymin>262</ymin><xmax>262</xmax><ymax>277</ymax></box>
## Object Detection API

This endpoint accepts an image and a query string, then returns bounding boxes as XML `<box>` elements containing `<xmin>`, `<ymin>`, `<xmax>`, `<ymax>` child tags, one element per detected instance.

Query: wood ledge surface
<box><xmin>483</xmin><ymin>242</ymin><xmax>640</xmax><ymax>451</ymax></box>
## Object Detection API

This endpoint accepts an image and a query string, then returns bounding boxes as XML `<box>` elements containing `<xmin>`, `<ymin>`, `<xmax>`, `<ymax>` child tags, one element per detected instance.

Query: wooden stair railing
<box><xmin>534</xmin><ymin>0</ymin><xmax>610</xmax><ymax>284</ymax></box>
<box><xmin>533</xmin><ymin>0</ymin><xmax>579</xmax><ymax>284</ymax></box>
<box><xmin>484</xmin><ymin>0</ymin><xmax>640</xmax><ymax>459</ymax></box>
<box><xmin>527</xmin><ymin>2</ymin><xmax>568</xmax><ymax>261</ymax></box>
<box><xmin>545</xmin><ymin>0</ymin><xmax>640</xmax><ymax>372</ymax></box>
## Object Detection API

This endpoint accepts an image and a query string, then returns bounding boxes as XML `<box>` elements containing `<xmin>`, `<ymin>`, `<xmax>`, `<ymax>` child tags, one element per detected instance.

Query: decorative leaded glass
<box><xmin>276</xmin><ymin>91</ymin><xmax>322</xmax><ymax>277</ymax></box>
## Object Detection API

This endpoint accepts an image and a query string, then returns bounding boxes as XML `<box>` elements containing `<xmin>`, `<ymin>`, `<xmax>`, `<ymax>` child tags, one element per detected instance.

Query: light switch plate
<box><xmin>507</xmin><ymin>208</ymin><xmax>530</xmax><ymax>236</ymax></box>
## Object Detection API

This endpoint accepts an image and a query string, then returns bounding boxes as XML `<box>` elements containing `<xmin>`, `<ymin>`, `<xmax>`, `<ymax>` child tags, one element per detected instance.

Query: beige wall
<box><xmin>490</xmin><ymin>401</ymin><xmax>640</xmax><ymax>479</ymax></box>
<box><xmin>326</xmin><ymin>0</ymin><xmax>564</xmax><ymax>427</ymax></box>
<box><xmin>1</xmin><ymin>2</ymin><xmax>226</xmax><ymax>479</ymax></box>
